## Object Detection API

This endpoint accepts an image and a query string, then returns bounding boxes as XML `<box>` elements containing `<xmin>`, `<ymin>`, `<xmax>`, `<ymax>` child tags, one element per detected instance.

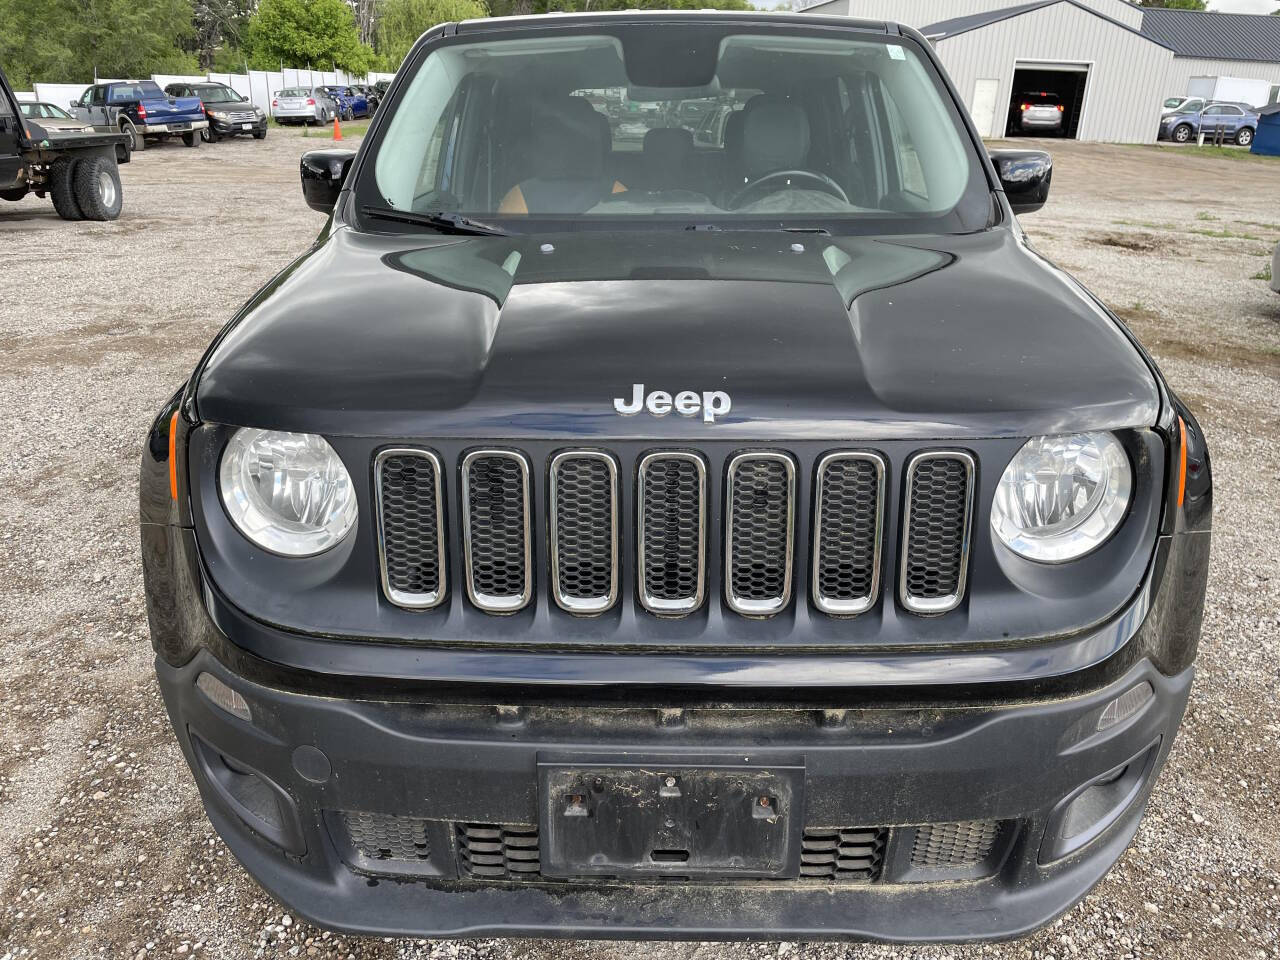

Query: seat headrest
<box><xmin>740</xmin><ymin>96</ymin><xmax>810</xmax><ymax>181</ymax></box>
<box><xmin>642</xmin><ymin>127</ymin><xmax>694</xmax><ymax>176</ymax></box>
<box><xmin>529</xmin><ymin>97</ymin><xmax>609</xmax><ymax>180</ymax></box>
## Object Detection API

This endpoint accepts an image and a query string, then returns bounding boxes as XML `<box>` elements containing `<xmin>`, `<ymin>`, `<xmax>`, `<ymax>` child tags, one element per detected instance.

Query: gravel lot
<box><xmin>1</xmin><ymin>130</ymin><xmax>1277</xmax><ymax>960</ymax></box>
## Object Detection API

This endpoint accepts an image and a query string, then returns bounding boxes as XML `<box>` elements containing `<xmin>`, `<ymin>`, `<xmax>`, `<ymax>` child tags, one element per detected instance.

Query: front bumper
<box><xmin>209</xmin><ymin>116</ymin><xmax>267</xmax><ymax>135</ymax></box>
<box><xmin>157</xmin><ymin>642</ymin><xmax>1190</xmax><ymax>942</ymax></box>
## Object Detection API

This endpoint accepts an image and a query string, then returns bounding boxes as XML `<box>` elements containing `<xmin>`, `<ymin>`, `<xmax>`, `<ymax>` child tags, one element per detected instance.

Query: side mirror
<box><xmin>989</xmin><ymin>149</ymin><xmax>1052</xmax><ymax>215</ymax></box>
<box><xmin>70</xmin><ymin>101</ymin><xmax>79</xmax><ymax>110</ymax></box>
<box><xmin>300</xmin><ymin>149</ymin><xmax>356</xmax><ymax>213</ymax></box>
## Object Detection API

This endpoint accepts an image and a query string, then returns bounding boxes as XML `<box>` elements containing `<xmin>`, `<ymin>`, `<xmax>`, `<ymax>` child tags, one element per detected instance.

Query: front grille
<box><xmin>375</xmin><ymin>449</ymin><xmax>445</xmax><ymax>608</ymax></box>
<box><xmin>550</xmin><ymin>451</ymin><xmax>619</xmax><ymax>614</ymax></box>
<box><xmin>812</xmin><ymin>452</ymin><xmax>884</xmax><ymax>615</ymax></box>
<box><xmin>227</xmin><ymin>110</ymin><xmax>257</xmax><ymax>122</ymax></box>
<box><xmin>910</xmin><ymin>820</ymin><xmax>1001</xmax><ymax>868</ymax></box>
<box><xmin>725</xmin><ymin>452</ymin><xmax>795</xmax><ymax>615</ymax></box>
<box><xmin>462</xmin><ymin>450</ymin><xmax>532</xmax><ymax>612</ymax></box>
<box><xmin>900</xmin><ymin>452</ymin><xmax>975</xmax><ymax>614</ymax></box>
<box><xmin>456</xmin><ymin>823</ymin><xmax>541</xmax><ymax>879</ymax></box>
<box><xmin>799</xmin><ymin>827</ymin><xmax>887</xmax><ymax>881</ymax></box>
<box><xmin>344</xmin><ymin>811</ymin><xmax>432</xmax><ymax>862</ymax></box>
<box><xmin>637</xmin><ymin>452</ymin><xmax>707</xmax><ymax>615</ymax></box>
<box><xmin>374</xmin><ymin>445</ymin><xmax>978</xmax><ymax>621</ymax></box>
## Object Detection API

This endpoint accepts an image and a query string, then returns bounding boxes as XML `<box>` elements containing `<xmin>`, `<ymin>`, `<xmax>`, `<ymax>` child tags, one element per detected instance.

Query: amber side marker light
<box><xmin>1177</xmin><ymin>417</ymin><xmax>1187</xmax><ymax>508</ymax></box>
<box><xmin>168</xmin><ymin>411</ymin><xmax>179</xmax><ymax>500</ymax></box>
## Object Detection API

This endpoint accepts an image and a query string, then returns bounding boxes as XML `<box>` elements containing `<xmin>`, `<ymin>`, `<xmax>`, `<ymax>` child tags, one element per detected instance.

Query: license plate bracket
<box><xmin>538</xmin><ymin>758</ymin><xmax>804</xmax><ymax>879</ymax></box>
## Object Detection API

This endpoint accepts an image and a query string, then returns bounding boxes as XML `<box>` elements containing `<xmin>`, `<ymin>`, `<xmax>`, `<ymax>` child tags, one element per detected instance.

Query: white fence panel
<box><xmin>250</xmin><ymin>70</ymin><xmax>283</xmax><ymax>108</ymax></box>
<box><xmin>282</xmin><ymin>68</ymin><xmax>304</xmax><ymax>90</ymax></box>
<box><xmin>34</xmin><ymin>82</ymin><xmax>92</xmax><ymax>110</ymax></box>
<box><xmin>227</xmin><ymin>73</ymin><xmax>252</xmax><ymax>99</ymax></box>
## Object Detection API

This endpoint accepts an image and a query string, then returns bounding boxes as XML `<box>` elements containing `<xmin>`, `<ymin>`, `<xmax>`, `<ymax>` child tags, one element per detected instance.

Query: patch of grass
<box><xmin>1190</xmin><ymin>227</ymin><xmax>1264</xmax><ymax>241</ymax></box>
<box><xmin>1112</xmin><ymin>218</ymin><xmax>1171</xmax><ymax>230</ymax></box>
<box><xmin>1195</xmin><ymin>211</ymin><xmax>1218</xmax><ymax>221</ymax></box>
<box><xmin>1253</xmin><ymin>262</ymin><xmax>1273</xmax><ymax>282</ymax></box>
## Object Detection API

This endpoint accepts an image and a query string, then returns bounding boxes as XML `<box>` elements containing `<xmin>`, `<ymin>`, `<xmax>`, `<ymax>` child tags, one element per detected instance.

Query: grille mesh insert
<box><xmin>726</xmin><ymin>455</ymin><xmax>794</xmax><ymax>613</ymax></box>
<box><xmin>813</xmin><ymin>455</ymin><xmax>881</xmax><ymax>613</ymax></box>
<box><xmin>910</xmin><ymin>820</ymin><xmax>1001</xmax><ymax>868</ymax></box>
<box><xmin>551</xmin><ymin>454</ymin><xmax>617</xmax><ymax>611</ymax></box>
<box><xmin>639</xmin><ymin>455</ymin><xmax>704</xmax><ymax>612</ymax></box>
<box><xmin>902</xmin><ymin>455</ymin><xmax>972</xmax><ymax>611</ymax></box>
<box><xmin>344</xmin><ymin>811</ymin><xmax>432</xmax><ymax>862</ymax></box>
<box><xmin>377</xmin><ymin>451</ymin><xmax>443</xmax><ymax>606</ymax></box>
<box><xmin>464</xmin><ymin>453</ymin><xmax>529</xmax><ymax>609</ymax></box>
<box><xmin>800</xmin><ymin>827</ymin><xmax>887</xmax><ymax>882</ymax></box>
<box><xmin>456</xmin><ymin>823</ymin><xmax>541</xmax><ymax>879</ymax></box>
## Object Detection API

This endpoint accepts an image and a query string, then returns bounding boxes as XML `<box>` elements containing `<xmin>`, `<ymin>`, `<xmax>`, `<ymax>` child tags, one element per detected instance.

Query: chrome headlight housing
<box><xmin>219</xmin><ymin>428</ymin><xmax>357</xmax><ymax>556</ymax></box>
<box><xmin>991</xmin><ymin>432</ymin><xmax>1132</xmax><ymax>563</ymax></box>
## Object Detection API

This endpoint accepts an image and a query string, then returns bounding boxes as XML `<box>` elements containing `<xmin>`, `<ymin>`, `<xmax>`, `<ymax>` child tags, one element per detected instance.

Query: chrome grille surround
<box><xmin>811</xmin><ymin>451</ymin><xmax>885</xmax><ymax>616</ymax></box>
<box><xmin>636</xmin><ymin>451</ymin><xmax>707</xmax><ymax>616</ymax></box>
<box><xmin>374</xmin><ymin>448</ymin><xmax>446</xmax><ymax>609</ymax></box>
<box><xmin>724</xmin><ymin>451</ymin><xmax>796</xmax><ymax>616</ymax></box>
<box><xmin>461</xmin><ymin>449</ymin><xmax>533</xmax><ymax>613</ymax></box>
<box><xmin>899</xmin><ymin>450</ymin><xmax>975</xmax><ymax>616</ymax></box>
<box><xmin>548</xmin><ymin>450</ymin><xmax>620</xmax><ymax>615</ymax></box>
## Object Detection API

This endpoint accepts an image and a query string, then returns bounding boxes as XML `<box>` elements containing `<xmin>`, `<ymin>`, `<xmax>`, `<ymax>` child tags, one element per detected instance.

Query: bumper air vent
<box><xmin>344</xmin><ymin>811</ymin><xmax>432</xmax><ymax>863</ymax></box>
<box><xmin>456</xmin><ymin>823</ymin><xmax>541</xmax><ymax>879</ymax></box>
<box><xmin>799</xmin><ymin>826</ymin><xmax>888</xmax><ymax>882</ymax></box>
<box><xmin>910</xmin><ymin>819</ymin><xmax>1001</xmax><ymax>868</ymax></box>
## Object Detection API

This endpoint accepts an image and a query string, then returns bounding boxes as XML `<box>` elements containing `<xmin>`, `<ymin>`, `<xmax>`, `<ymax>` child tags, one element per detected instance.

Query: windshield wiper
<box><xmin>684</xmin><ymin>224</ymin><xmax>831</xmax><ymax>236</ymax></box>
<box><xmin>361</xmin><ymin>206</ymin><xmax>509</xmax><ymax>236</ymax></box>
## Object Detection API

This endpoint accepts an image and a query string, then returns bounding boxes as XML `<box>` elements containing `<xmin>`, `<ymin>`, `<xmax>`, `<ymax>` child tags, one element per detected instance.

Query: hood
<box><xmin>195</xmin><ymin>227</ymin><xmax>1160</xmax><ymax>441</ymax></box>
<box><xmin>26</xmin><ymin>117</ymin><xmax>91</xmax><ymax>133</ymax></box>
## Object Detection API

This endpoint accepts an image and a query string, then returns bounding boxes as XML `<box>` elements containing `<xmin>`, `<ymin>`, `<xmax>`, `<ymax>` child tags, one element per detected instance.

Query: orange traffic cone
<box><xmin>332</xmin><ymin>115</ymin><xmax>342</xmax><ymax>141</ymax></box>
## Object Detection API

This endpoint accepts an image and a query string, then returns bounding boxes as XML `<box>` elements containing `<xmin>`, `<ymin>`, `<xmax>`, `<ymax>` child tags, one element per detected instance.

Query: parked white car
<box><xmin>271</xmin><ymin>87</ymin><xmax>339</xmax><ymax>126</ymax></box>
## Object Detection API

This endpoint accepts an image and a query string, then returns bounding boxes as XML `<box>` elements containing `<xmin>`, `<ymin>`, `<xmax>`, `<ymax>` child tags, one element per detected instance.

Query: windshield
<box><xmin>364</xmin><ymin>24</ymin><xmax>986</xmax><ymax>233</ymax></box>
<box><xmin>22</xmin><ymin>103</ymin><xmax>73</xmax><ymax>119</ymax></box>
<box><xmin>1163</xmin><ymin>97</ymin><xmax>1183</xmax><ymax>109</ymax></box>
<box><xmin>195</xmin><ymin>85</ymin><xmax>241</xmax><ymax>103</ymax></box>
<box><xmin>111</xmin><ymin>82</ymin><xmax>165</xmax><ymax>102</ymax></box>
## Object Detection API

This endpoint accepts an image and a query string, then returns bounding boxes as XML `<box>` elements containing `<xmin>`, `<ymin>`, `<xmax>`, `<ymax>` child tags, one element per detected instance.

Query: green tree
<box><xmin>0</xmin><ymin>0</ymin><xmax>198</xmax><ymax>87</ymax></box>
<box><xmin>192</xmin><ymin>0</ymin><xmax>255</xmax><ymax>70</ymax></box>
<box><xmin>1137</xmin><ymin>0</ymin><xmax>1207</xmax><ymax>9</ymax></box>
<box><xmin>375</xmin><ymin>0</ymin><xmax>488</xmax><ymax>68</ymax></box>
<box><xmin>246</xmin><ymin>0</ymin><xmax>376</xmax><ymax>74</ymax></box>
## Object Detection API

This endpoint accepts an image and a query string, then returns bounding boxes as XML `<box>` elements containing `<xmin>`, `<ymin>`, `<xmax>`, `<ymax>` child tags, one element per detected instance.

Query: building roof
<box><xmin>1140</xmin><ymin>7</ymin><xmax>1280</xmax><ymax>64</ymax></box>
<box><xmin>922</xmin><ymin>0</ymin><xmax>1172</xmax><ymax>50</ymax></box>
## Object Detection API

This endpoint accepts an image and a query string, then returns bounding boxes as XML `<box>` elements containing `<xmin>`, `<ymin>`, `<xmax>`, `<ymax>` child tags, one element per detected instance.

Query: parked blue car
<box><xmin>319</xmin><ymin>86</ymin><xmax>369</xmax><ymax>120</ymax></box>
<box><xmin>1159</xmin><ymin>101</ymin><xmax>1259</xmax><ymax>147</ymax></box>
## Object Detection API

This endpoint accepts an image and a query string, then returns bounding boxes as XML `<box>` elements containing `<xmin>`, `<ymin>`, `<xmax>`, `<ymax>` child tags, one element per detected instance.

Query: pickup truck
<box><xmin>70</xmin><ymin>80</ymin><xmax>207</xmax><ymax>151</ymax></box>
<box><xmin>1</xmin><ymin>63</ymin><xmax>129</xmax><ymax>219</ymax></box>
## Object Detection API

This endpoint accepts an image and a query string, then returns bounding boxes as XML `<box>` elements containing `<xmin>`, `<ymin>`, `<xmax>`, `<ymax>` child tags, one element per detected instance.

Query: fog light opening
<box><xmin>196</xmin><ymin>672</ymin><xmax>252</xmax><ymax>723</ymax></box>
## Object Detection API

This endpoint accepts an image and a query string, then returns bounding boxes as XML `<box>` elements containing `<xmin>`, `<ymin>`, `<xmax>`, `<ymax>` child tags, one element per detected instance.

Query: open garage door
<box><xmin>1007</xmin><ymin>63</ymin><xmax>1089</xmax><ymax>139</ymax></box>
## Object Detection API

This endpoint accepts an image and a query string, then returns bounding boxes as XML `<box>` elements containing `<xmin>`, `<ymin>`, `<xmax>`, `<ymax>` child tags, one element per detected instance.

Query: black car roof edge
<box><xmin>449</xmin><ymin>10</ymin><xmax>894</xmax><ymax>34</ymax></box>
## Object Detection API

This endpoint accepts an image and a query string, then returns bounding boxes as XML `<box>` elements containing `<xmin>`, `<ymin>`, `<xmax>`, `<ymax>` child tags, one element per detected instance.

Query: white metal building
<box><xmin>798</xmin><ymin>0</ymin><xmax>1280</xmax><ymax>143</ymax></box>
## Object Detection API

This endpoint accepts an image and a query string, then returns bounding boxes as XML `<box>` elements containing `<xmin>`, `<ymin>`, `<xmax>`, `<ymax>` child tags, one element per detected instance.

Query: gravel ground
<box><xmin>0</xmin><ymin>132</ymin><xmax>1277</xmax><ymax>960</ymax></box>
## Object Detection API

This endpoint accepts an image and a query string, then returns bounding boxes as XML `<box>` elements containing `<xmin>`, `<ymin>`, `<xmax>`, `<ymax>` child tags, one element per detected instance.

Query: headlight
<box><xmin>991</xmin><ymin>432</ymin><xmax>1131</xmax><ymax>563</ymax></box>
<box><xmin>219</xmin><ymin>428</ymin><xmax>357</xmax><ymax>556</ymax></box>
<box><xmin>210</xmin><ymin>110</ymin><xmax>227</xmax><ymax>119</ymax></box>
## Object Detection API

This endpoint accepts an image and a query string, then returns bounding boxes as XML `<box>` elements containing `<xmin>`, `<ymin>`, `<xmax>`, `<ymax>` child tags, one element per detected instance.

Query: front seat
<box><xmin>499</xmin><ymin>98</ymin><xmax>623</xmax><ymax>214</ymax></box>
<box><xmin>737</xmin><ymin>95</ymin><xmax>811</xmax><ymax>183</ymax></box>
<box><xmin>635</xmin><ymin>127</ymin><xmax>695</xmax><ymax>193</ymax></box>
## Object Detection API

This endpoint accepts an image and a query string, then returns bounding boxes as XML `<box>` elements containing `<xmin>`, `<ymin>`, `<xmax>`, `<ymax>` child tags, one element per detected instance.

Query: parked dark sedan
<box><xmin>165</xmin><ymin>82</ymin><xmax>267</xmax><ymax>142</ymax></box>
<box><xmin>142</xmin><ymin>10</ymin><xmax>1210</xmax><ymax>946</ymax></box>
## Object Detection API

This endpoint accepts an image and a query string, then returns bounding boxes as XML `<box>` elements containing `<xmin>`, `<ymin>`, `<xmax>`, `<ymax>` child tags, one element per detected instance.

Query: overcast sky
<box><xmin>1209</xmin><ymin>0</ymin><xmax>1277</xmax><ymax>12</ymax></box>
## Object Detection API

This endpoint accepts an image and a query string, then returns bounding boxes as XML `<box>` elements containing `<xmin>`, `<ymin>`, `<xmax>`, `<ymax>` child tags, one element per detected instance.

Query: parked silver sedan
<box><xmin>19</xmin><ymin>101</ymin><xmax>95</xmax><ymax>133</ymax></box>
<box><xmin>271</xmin><ymin>87</ymin><xmax>338</xmax><ymax>126</ymax></box>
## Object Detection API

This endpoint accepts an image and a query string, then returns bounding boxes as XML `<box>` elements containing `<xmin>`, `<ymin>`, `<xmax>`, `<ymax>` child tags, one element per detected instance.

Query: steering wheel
<box><xmin>728</xmin><ymin>170</ymin><xmax>849</xmax><ymax>210</ymax></box>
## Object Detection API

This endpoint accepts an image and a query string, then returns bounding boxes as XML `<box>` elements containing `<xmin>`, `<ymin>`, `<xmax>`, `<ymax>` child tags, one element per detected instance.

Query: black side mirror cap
<box><xmin>989</xmin><ymin>149</ymin><xmax>1052</xmax><ymax>215</ymax></box>
<box><xmin>300</xmin><ymin>149</ymin><xmax>356</xmax><ymax>213</ymax></box>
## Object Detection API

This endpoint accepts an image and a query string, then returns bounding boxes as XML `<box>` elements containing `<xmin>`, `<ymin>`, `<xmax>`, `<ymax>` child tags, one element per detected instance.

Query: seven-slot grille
<box><xmin>899</xmin><ymin>452</ymin><xmax>975</xmax><ymax>615</ymax></box>
<box><xmin>375</xmin><ymin>447</ymin><xmax>975</xmax><ymax>619</ymax></box>
<box><xmin>725</xmin><ymin>452</ymin><xmax>795</xmax><ymax>615</ymax></box>
<box><xmin>549</xmin><ymin>451</ymin><xmax>619</xmax><ymax>613</ymax></box>
<box><xmin>799</xmin><ymin>826</ymin><xmax>888</xmax><ymax>881</ymax></box>
<box><xmin>638</xmin><ymin>452</ymin><xmax>707</xmax><ymax>615</ymax></box>
<box><xmin>812</xmin><ymin>452</ymin><xmax>885</xmax><ymax>615</ymax></box>
<box><xmin>461</xmin><ymin>450</ymin><xmax>532</xmax><ymax>613</ymax></box>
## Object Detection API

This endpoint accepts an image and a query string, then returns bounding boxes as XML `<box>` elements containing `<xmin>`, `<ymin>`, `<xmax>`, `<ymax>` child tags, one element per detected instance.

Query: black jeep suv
<box><xmin>141</xmin><ymin>11</ymin><xmax>1211</xmax><ymax>943</ymax></box>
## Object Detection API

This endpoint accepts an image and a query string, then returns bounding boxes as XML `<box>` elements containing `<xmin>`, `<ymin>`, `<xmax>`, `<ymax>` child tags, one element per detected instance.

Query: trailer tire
<box><xmin>50</xmin><ymin>156</ymin><xmax>84</xmax><ymax>220</ymax></box>
<box><xmin>72</xmin><ymin>154</ymin><xmax>123</xmax><ymax>221</ymax></box>
<box><xmin>0</xmin><ymin>186</ymin><xmax>29</xmax><ymax>201</ymax></box>
<box><xmin>182</xmin><ymin>131</ymin><xmax>200</xmax><ymax>148</ymax></box>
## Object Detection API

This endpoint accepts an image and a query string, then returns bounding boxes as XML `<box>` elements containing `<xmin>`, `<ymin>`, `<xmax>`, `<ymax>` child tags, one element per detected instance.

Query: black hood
<box><xmin>195</xmin><ymin>227</ymin><xmax>1159</xmax><ymax>440</ymax></box>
